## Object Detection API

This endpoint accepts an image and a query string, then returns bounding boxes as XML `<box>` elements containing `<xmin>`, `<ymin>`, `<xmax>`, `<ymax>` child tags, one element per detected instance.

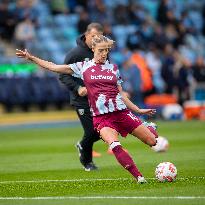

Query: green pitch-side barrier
<box><xmin>0</xmin><ymin>63</ymin><xmax>37</xmax><ymax>74</ymax></box>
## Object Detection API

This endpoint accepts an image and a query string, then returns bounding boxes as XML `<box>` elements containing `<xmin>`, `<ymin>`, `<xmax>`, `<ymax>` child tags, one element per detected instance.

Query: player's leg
<box><xmin>143</xmin><ymin>121</ymin><xmax>158</xmax><ymax>138</ymax></box>
<box><xmin>100</xmin><ymin>127</ymin><xmax>145</xmax><ymax>183</ymax></box>
<box><xmin>131</xmin><ymin>124</ymin><xmax>157</xmax><ymax>146</ymax></box>
<box><xmin>75</xmin><ymin>107</ymin><xmax>101</xmax><ymax>170</ymax></box>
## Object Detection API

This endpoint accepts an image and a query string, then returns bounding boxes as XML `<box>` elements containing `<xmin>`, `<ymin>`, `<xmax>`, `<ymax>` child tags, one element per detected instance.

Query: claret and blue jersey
<box><xmin>69</xmin><ymin>60</ymin><xmax>127</xmax><ymax>116</ymax></box>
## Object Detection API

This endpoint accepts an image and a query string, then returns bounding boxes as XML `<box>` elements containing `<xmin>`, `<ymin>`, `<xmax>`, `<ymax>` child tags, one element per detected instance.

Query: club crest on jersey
<box><xmin>101</xmin><ymin>63</ymin><xmax>114</xmax><ymax>73</ymax></box>
<box><xmin>78</xmin><ymin>109</ymin><xmax>84</xmax><ymax>115</ymax></box>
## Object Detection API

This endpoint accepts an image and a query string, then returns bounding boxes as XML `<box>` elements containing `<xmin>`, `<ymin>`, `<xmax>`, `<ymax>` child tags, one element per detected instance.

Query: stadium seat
<box><xmin>0</xmin><ymin>76</ymin><xmax>11</xmax><ymax>103</ymax></box>
<box><xmin>192</xmin><ymin>83</ymin><xmax>205</xmax><ymax>101</ymax></box>
<box><xmin>54</xmin><ymin>15</ymin><xmax>69</xmax><ymax>27</ymax></box>
<box><xmin>67</xmin><ymin>14</ymin><xmax>79</xmax><ymax>26</ymax></box>
<box><xmin>37</xmin><ymin>28</ymin><xmax>54</xmax><ymax>40</ymax></box>
<box><xmin>113</xmin><ymin>25</ymin><xmax>137</xmax><ymax>49</ymax></box>
<box><xmin>49</xmin><ymin>50</ymin><xmax>65</xmax><ymax>64</ymax></box>
<box><xmin>62</xmin><ymin>27</ymin><xmax>78</xmax><ymax>40</ymax></box>
<box><xmin>110</xmin><ymin>51</ymin><xmax>124</xmax><ymax>65</ymax></box>
<box><xmin>38</xmin><ymin>15</ymin><xmax>53</xmax><ymax>27</ymax></box>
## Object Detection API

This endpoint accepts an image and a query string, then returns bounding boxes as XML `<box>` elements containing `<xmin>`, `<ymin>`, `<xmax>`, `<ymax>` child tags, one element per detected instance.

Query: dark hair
<box><xmin>86</xmin><ymin>23</ymin><xmax>103</xmax><ymax>33</ymax></box>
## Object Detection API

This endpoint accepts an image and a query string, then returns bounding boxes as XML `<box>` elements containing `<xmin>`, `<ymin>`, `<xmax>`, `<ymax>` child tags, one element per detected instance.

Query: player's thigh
<box><xmin>131</xmin><ymin>124</ymin><xmax>156</xmax><ymax>146</ymax></box>
<box><xmin>100</xmin><ymin>127</ymin><xmax>119</xmax><ymax>144</ymax></box>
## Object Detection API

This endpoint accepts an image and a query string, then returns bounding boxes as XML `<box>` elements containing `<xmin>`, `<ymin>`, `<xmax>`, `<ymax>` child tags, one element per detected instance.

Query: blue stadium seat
<box><xmin>110</xmin><ymin>51</ymin><xmax>124</xmax><ymax>65</ymax></box>
<box><xmin>113</xmin><ymin>25</ymin><xmax>137</xmax><ymax>49</ymax></box>
<box><xmin>62</xmin><ymin>27</ymin><xmax>78</xmax><ymax>40</ymax></box>
<box><xmin>49</xmin><ymin>50</ymin><xmax>66</xmax><ymax>64</ymax></box>
<box><xmin>67</xmin><ymin>14</ymin><xmax>79</xmax><ymax>26</ymax></box>
<box><xmin>54</xmin><ymin>15</ymin><xmax>69</xmax><ymax>27</ymax></box>
<box><xmin>0</xmin><ymin>76</ymin><xmax>12</xmax><ymax>103</ymax></box>
<box><xmin>41</xmin><ymin>39</ymin><xmax>62</xmax><ymax>53</ymax></box>
<box><xmin>37</xmin><ymin>28</ymin><xmax>54</xmax><ymax>40</ymax></box>
<box><xmin>193</xmin><ymin>84</ymin><xmax>205</xmax><ymax>101</ymax></box>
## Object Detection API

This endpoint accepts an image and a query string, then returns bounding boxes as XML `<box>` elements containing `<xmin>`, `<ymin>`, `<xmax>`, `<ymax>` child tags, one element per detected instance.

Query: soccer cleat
<box><xmin>143</xmin><ymin>121</ymin><xmax>157</xmax><ymax>130</ymax></box>
<box><xmin>84</xmin><ymin>162</ymin><xmax>98</xmax><ymax>171</ymax></box>
<box><xmin>76</xmin><ymin>142</ymin><xmax>99</xmax><ymax>171</ymax></box>
<box><xmin>92</xmin><ymin>150</ymin><xmax>102</xmax><ymax>157</ymax></box>
<box><xmin>137</xmin><ymin>176</ymin><xmax>147</xmax><ymax>184</ymax></box>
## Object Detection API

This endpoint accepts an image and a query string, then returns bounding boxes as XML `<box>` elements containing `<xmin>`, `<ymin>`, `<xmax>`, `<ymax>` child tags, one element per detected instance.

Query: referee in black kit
<box><xmin>59</xmin><ymin>23</ymin><xmax>103</xmax><ymax>171</ymax></box>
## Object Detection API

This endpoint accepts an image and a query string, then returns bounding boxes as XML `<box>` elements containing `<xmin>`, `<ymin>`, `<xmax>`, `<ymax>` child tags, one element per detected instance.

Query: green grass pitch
<box><xmin>0</xmin><ymin>121</ymin><xmax>204</xmax><ymax>205</ymax></box>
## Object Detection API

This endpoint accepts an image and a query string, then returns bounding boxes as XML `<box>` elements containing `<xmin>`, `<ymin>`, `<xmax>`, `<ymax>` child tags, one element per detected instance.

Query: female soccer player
<box><xmin>16</xmin><ymin>35</ymin><xmax>158</xmax><ymax>183</ymax></box>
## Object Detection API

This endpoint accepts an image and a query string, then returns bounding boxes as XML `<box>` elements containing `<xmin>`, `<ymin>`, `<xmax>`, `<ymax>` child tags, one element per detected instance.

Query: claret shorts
<box><xmin>93</xmin><ymin>109</ymin><xmax>142</xmax><ymax>137</ymax></box>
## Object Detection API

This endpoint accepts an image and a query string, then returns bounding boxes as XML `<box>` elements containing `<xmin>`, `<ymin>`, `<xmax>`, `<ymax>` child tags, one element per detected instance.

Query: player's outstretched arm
<box><xmin>16</xmin><ymin>49</ymin><xmax>73</xmax><ymax>75</ymax></box>
<box><xmin>118</xmin><ymin>85</ymin><xmax>156</xmax><ymax>116</ymax></box>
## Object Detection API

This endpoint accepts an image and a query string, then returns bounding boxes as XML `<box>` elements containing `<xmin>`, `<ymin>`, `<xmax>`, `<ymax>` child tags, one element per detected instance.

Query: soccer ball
<box><xmin>155</xmin><ymin>162</ymin><xmax>177</xmax><ymax>182</ymax></box>
<box><xmin>151</xmin><ymin>136</ymin><xmax>169</xmax><ymax>152</ymax></box>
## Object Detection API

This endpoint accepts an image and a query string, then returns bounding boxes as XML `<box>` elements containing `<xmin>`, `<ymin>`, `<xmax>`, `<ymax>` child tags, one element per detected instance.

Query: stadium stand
<box><xmin>0</xmin><ymin>0</ymin><xmax>204</xmax><ymax>117</ymax></box>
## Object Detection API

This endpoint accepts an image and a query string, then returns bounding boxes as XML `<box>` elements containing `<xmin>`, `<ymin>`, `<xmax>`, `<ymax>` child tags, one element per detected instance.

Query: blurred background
<box><xmin>0</xmin><ymin>0</ymin><xmax>205</xmax><ymax>122</ymax></box>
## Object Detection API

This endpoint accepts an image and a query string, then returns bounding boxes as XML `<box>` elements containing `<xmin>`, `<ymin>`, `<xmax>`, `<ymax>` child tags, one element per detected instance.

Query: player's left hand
<box><xmin>138</xmin><ymin>109</ymin><xmax>156</xmax><ymax>116</ymax></box>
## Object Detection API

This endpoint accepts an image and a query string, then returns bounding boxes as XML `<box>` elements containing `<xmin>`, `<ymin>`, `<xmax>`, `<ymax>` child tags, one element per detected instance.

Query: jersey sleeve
<box><xmin>115</xmin><ymin>65</ymin><xmax>123</xmax><ymax>85</ymax></box>
<box><xmin>69</xmin><ymin>62</ymin><xmax>84</xmax><ymax>79</ymax></box>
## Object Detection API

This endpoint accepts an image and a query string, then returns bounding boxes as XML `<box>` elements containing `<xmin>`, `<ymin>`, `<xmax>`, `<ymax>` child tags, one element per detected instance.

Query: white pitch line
<box><xmin>0</xmin><ymin>176</ymin><xmax>204</xmax><ymax>184</ymax></box>
<box><xmin>0</xmin><ymin>178</ymin><xmax>129</xmax><ymax>184</ymax></box>
<box><xmin>0</xmin><ymin>196</ymin><xmax>204</xmax><ymax>200</ymax></box>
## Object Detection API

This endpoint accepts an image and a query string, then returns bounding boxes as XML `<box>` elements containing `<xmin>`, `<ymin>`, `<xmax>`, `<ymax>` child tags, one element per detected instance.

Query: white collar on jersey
<box><xmin>91</xmin><ymin>59</ymin><xmax>114</xmax><ymax>73</ymax></box>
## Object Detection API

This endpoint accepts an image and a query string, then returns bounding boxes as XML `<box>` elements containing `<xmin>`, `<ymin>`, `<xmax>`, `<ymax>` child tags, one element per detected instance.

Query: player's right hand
<box><xmin>16</xmin><ymin>49</ymin><xmax>32</xmax><ymax>60</ymax></box>
<box><xmin>78</xmin><ymin>86</ymin><xmax>87</xmax><ymax>96</ymax></box>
